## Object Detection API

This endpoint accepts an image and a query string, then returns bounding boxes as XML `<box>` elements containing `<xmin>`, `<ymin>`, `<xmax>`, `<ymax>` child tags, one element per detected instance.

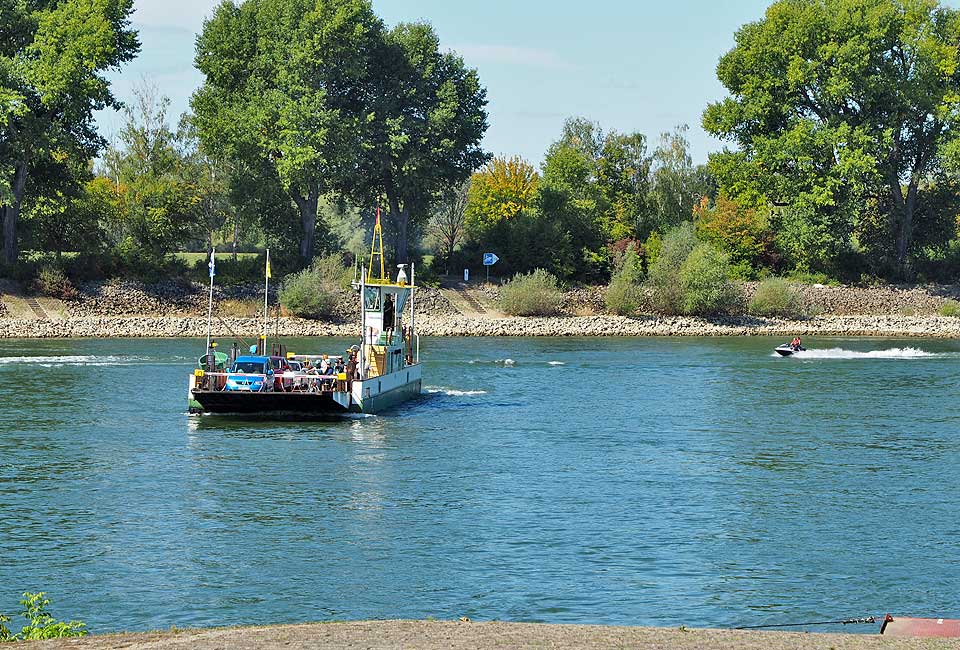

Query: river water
<box><xmin>1</xmin><ymin>336</ymin><xmax>958</xmax><ymax>633</ymax></box>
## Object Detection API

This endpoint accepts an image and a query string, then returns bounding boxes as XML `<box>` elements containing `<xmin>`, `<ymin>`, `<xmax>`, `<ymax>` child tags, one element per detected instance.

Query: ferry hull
<box><xmin>191</xmin><ymin>389</ymin><xmax>349</xmax><ymax>415</ymax></box>
<box><xmin>191</xmin><ymin>365</ymin><xmax>422</xmax><ymax>416</ymax></box>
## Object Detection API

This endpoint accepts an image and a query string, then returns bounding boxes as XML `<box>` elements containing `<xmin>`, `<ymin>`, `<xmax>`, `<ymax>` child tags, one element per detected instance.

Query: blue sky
<box><xmin>95</xmin><ymin>0</ymin><xmax>955</xmax><ymax>166</ymax></box>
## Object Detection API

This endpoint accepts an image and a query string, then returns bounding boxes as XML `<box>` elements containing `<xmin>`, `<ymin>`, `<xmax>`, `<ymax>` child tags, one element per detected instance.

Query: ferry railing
<box><xmin>194</xmin><ymin>371</ymin><xmax>347</xmax><ymax>393</ymax></box>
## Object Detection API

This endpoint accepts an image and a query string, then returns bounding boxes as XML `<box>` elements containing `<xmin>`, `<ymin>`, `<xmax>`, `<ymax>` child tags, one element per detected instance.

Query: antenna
<box><xmin>367</xmin><ymin>206</ymin><xmax>386</xmax><ymax>282</ymax></box>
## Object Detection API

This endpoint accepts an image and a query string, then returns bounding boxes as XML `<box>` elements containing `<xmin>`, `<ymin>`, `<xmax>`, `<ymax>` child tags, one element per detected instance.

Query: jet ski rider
<box><xmin>790</xmin><ymin>336</ymin><xmax>802</xmax><ymax>351</ymax></box>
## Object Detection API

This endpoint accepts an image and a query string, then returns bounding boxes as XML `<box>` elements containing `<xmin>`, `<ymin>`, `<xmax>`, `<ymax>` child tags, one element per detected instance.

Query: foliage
<box><xmin>749</xmin><ymin>277</ymin><xmax>801</xmax><ymax>317</ymax></box>
<box><xmin>192</xmin><ymin>0</ymin><xmax>380</xmax><ymax>262</ymax></box>
<box><xmin>33</xmin><ymin>265</ymin><xmax>77</xmax><ymax>300</ymax></box>
<box><xmin>647</xmin><ymin>222</ymin><xmax>698</xmax><ymax>314</ymax></box>
<box><xmin>341</xmin><ymin>19</ymin><xmax>490</xmax><ymax>263</ymax></box>
<box><xmin>464</xmin><ymin>157</ymin><xmax>538</xmax><ymax>239</ymax></box>
<box><xmin>647</xmin><ymin>126</ymin><xmax>715</xmax><ymax>238</ymax></box>
<box><xmin>101</xmin><ymin>85</ymin><xmax>202</xmax><ymax>261</ymax></box>
<box><xmin>0</xmin><ymin>0</ymin><xmax>139</xmax><ymax>265</ymax></box>
<box><xmin>0</xmin><ymin>592</ymin><xmax>86</xmax><ymax>642</ymax></box>
<box><xmin>677</xmin><ymin>243</ymin><xmax>738</xmax><ymax>315</ymax></box>
<box><xmin>704</xmin><ymin>0</ymin><xmax>960</xmax><ymax>273</ymax></box>
<box><xmin>279</xmin><ymin>255</ymin><xmax>348</xmax><ymax>319</ymax></box>
<box><xmin>604</xmin><ymin>243</ymin><xmax>644</xmax><ymax>315</ymax></box>
<box><xmin>189</xmin><ymin>253</ymin><xmax>264</xmax><ymax>286</ymax></box>
<box><xmin>499</xmin><ymin>269</ymin><xmax>563</xmax><ymax>316</ymax></box>
<box><xmin>428</xmin><ymin>180</ymin><xmax>470</xmax><ymax>275</ymax></box>
<box><xmin>539</xmin><ymin>118</ymin><xmax>644</xmax><ymax>273</ymax></box>
<box><xmin>940</xmin><ymin>299</ymin><xmax>960</xmax><ymax>317</ymax></box>
<box><xmin>694</xmin><ymin>194</ymin><xmax>774</xmax><ymax>271</ymax></box>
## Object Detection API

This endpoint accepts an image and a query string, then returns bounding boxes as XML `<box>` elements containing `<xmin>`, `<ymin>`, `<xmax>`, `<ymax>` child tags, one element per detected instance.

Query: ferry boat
<box><xmin>187</xmin><ymin>220</ymin><xmax>422</xmax><ymax>416</ymax></box>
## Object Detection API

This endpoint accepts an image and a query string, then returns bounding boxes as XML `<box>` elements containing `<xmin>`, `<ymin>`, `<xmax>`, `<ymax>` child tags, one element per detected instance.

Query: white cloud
<box><xmin>450</xmin><ymin>44</ymin><xmax>578</xmax><ymax>71</ymax></box>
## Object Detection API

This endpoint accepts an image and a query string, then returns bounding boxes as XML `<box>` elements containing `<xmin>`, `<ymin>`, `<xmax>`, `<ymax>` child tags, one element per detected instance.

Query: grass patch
<box><xmin>217</xmin><ymin>299</ymin><xmax>261</xmax><ymax>318</ymax></box>
<box><xmin>940</xmin><ymin>299</ymin><xmax>960</xmax><ymax>317</ymax></box>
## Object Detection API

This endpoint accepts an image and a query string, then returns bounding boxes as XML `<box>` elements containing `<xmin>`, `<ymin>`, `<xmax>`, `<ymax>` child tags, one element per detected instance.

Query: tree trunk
<box><xmin>386</xmin><ymin>193</ymin><xmax>410</xmax><ymax>264</ymax></box>
<box><xmin>293</xmin><ymin>191</ymin><xmax>319</xmax><ymax>263</ymax></box>
<box><xmin>232</xmin><ymin>217</ymin><xmax>239</xmax><ymax>262</ymax></box>
<box><xmin>2</xmin><ymin>161</ymin><xmax>29</xmax><ymax>267</ymax></box>
<box><xmin>892</xmin><ymin>177</ymin><xmax>918</xmax><ymax>272</ymax></box>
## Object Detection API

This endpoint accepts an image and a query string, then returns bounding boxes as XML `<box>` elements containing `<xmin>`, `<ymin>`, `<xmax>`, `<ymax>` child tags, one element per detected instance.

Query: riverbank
<box><xmin>2</xmin><ymin>314</ymin><xmax>960</xmax><ymax>338</ymax></box>
<box><xmin>4</xmin><ymin>279</ymin><xmax>960</xmax><ymax>338</ymax></box>
<box><xmin>20</xmin><ymin>620</ymin><xmax>958</xmax><ymax>649</ymax></box>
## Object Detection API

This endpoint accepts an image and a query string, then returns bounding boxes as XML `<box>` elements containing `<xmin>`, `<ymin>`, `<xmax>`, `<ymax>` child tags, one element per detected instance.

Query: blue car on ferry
<box><xmin>224</xmin><ymin>355</ymin><xmax>271</xmax><ymax>392</ymax></box>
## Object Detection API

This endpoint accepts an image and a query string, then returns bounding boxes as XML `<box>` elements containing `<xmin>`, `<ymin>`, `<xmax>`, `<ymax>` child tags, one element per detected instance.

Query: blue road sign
<box><xmin>483</xmin><ymin>252</ymin><xmax>499</xmax><ymax>266</ymax></box>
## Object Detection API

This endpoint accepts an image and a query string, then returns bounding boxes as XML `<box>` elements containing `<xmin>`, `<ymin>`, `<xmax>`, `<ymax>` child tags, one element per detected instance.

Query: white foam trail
<box><xmin>547</xmin><ymin>361</ymin><xmax>565</xmax><ymax>366</ymax></box>
<box><xmin>785</xmin><ymin>347</ymin><xmax>938</xmax><ymax>359</ymax></box>
<box><xmin>0</xmin><ymin>355</ymin><xmax>144</xmax><ymax>366</ymax></box>
<box><xmin>425</xmin><ymin>387</ymin><xmax>488</xmax><ymax>396</ymax></box>
<box><xmin>497</xmin><ymin>358</ymin><xmax>516</xmax><ymax>366</ymax></box>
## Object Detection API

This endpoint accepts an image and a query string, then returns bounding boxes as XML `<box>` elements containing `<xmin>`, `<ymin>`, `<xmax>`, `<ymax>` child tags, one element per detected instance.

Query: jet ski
<box><xmin>775</xmin><ymin>343</ymin><xmax>806</xmax><ymax>356</ymax></box>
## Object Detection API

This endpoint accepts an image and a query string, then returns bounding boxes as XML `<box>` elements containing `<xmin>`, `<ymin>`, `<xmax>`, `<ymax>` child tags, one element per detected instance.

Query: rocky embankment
<box><xmin>3</xmin><ymin>278</ymin><xmax>960</xmax><ymax>338</ymax></box>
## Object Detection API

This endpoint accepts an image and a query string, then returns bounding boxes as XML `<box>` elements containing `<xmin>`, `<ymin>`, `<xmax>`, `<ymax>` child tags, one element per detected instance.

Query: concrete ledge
<box><xmin>22</xmin><ymin>620</ymin><xmax>958</xmax><ymax>650</ymax></box>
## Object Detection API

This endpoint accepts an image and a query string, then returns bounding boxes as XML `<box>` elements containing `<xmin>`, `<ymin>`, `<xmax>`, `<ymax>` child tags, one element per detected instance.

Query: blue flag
<box><xmin>208</xmin><ymin>250</ymin><xmax>216</xmax><ymax>278</ymax></box>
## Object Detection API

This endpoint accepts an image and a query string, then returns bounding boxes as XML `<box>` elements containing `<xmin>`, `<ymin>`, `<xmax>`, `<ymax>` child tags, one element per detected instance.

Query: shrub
<box><xmin>678</xmin><ymin>243</ymin><xmax>738</xmax><ymax>315</ymax></box>
<box><xmin>33</xmin><ymin>265</ymin><xmax>78</xmax><ymax>300</ymax></box>
<box><xmin>605</xmin><ymin>243</ymin><xmax>643</xmax><ymax>316</ymax></box>
<box><xmin>279</xmin><ymin>255</ymin><xmax>348</xmax><ymax>320</ymax></box>
<box><xmin>940</xmin><ymin>299</ymin><xmax>960</xmax><ymax>317</ymax></box>
<box><xmin>604</xmin><ymin>279</ymin><xmax>642</xmax><ymax>316</ymax></box>
<box><xmin>647</xmin><ymin>223</ymin><xmax>697</xmax><ymax>314</ymax></box>
<box><xmin>500</xmin><ymin>269</ymin><xmax>562</xmax><ymax>316</ymax></box>
<box><xmin>0</xmin><ymin>592</ymin><xmax>86</xmax><ymax>642</ymax></box>
<box><xmin>192</xmin><ymin>254</ymin><xmax>265</xmax><ymax>286</ymax></box>
<box><xmin>787</xmin><ymin>270</ymin><xmax>840</xmax><ymax>286</ymax></box>
<box><xmin>749</xmin><ymin>278</ymin><xmax>801</xmax><ymax>317</ymax></box>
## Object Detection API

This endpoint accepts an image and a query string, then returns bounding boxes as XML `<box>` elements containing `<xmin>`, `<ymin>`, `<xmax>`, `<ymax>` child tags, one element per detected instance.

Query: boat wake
<box><xmin>777</xmin><ymin>347</ymin><xmax>941</xmax><ymax>359</ymax></box>
<box><xmin>425</xmin><ymin>387</ymin><xmax>488</xmax><ymax>396</ymax></box>
<box><xmin>0</xmin><ymin>355</ymin><xmax>146</xmax><ymax>367</ymax></box>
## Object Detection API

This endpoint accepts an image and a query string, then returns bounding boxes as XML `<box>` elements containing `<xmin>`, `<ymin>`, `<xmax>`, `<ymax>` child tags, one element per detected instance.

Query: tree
<box><xmin>464</xmin><ymin>157</ymin><xmax>539</xmax><ymax>238</ymax></box>
<box><xmin>0</xmin><ymin>0</ymin><xmax>139</xmax><ymax>266</ymax></box>
<box><xmin>704</xmin><ymin>0</ymin><xmax>960</xmax><ymax>273</ymax></box>
<box><xmin>101</xmin><ymin>85</ymin><xmax>201</xmax><ymax>261</ymax></box>
<box><xmin>694</xmin><ymin>194</ymin><xmax>775</xmax><ymax>273</ymax></box>
<box><xmin>648</xmin><ymin>126</ymin><xmax>714</xmax><ymax>237</ymax></box>
<box><xmin>192</xmin><ymin>0</ymin><xmax>381</xmax><ymax>263</ymax></box>
<box><xmin>22</xmin><ymin>160</ymin><xmax>110</xmax><ymax>262</ymax></box>
<box><xmin>351</xmin><ymin>21</ymin><xmax>490</xmax><ymax>263</ymax></box>
<box><xmin>428</xmin><ymin>179</ymin><xmax>469</xmax><ymax>274</ymax></box>
<box><xmin>177</xmin><ymin>114</ymin><xmax>234</xmax><ymax>255</ymax></box>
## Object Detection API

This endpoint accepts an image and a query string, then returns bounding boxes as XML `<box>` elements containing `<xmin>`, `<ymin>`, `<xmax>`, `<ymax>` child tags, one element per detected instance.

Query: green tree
<box><xmin>0</xmin><ymin>0</ymin><xmax>139</xmax><ymax>266</ymax></box>
<box><xmin>101</xmin><ymin>85</ymin><xmax>200</xmax><ymax>261</ymax></box>
<box><xmin>538</xmin><ymin>117</ymin><xmax>654</xmax><ymax>280</ymax></box>
<box><xmin>192</xmin><ymin>0</ymin><xmax>381</xmax><ymax>263</ymax></box>
<box><xmin>704</xmin><ymin>0</ymin><xmax>960</xmax><ymax>273</ymax></box>
<box><xmin>22</xmin><ymin>162</ymin><xmax>111</xmax><ymax>262</ymax></box>
<box><xmin>648</xmin><ymin>126</ymin><xmax>714</xmax><ymax>237</ymax></box>
<box><xmin>351</xmin><ymin>21</ymin><xmax>490</xmax><ymax>263</ymax></box>
<box><xmin>647</xmin><ymin>222</ymin><xmax>698</xmax><ymax>314</ymax></box>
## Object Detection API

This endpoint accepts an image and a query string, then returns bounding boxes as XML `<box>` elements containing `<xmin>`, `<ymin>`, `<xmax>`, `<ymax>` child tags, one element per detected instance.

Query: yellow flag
<box><xmin>265</xmin><ymin>252</ymin><xmax>272</xmax><ymax>279</ymax></box>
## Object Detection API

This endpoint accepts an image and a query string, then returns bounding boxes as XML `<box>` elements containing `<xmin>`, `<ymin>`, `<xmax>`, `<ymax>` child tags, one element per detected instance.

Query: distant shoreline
<box><xmin>2</xmin><ymin>313</ymin><xmax>960</xmax><ymax>339</ymax></box>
